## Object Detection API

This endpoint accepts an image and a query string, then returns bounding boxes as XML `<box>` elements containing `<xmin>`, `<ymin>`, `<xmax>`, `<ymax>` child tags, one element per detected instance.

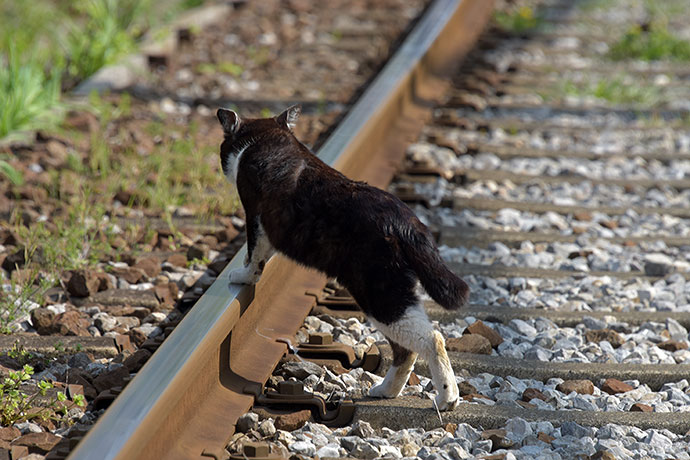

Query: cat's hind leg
<box><xmin>369</xmin><ymin>341</ymin><xmax>417</xmax><ymax>398</ymax></box>
<box><xmin>370</xmin><ymin>303</ymin><xmax>459</xmax><ymax>411</ymax></box>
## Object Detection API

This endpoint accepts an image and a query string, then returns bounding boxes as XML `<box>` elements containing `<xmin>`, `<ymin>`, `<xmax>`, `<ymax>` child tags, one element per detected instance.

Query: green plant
<box><xmin>494</xmin><ymin>6</ymin><xmax>540</xmax><ymax>33</ymax></box>
<box><xmin>0</xmin><ymin>160</ymin><xmax>24</xmax><ymax>186</ymax></box>
<box><xmin>0</xmin><ymin>264</ymin><xmax>53</xmax><ymax>334</ymax></box>
<box><xmin>64</xmin><ymin>0</ymin><xmax>150</xmax><ymax>81</ymax></box>
<box><xmin>561</xmin><ymin>77</ymin><xmax>662</xmax><ymax>106</ymax></box>
<box><xmin>0</xmin><ymin>46</ymin><xmax>64</xmax><ymax>140</ymax></box>
<box><xmin>6</xmin><ymin>343</ymin><xmax>35</xmax><ymax>366</ymax></box>
<box><xmin>0</xmin><ymin>364</ymin><xmax>86</xmax><ymax>426</ymax></box>
<box><xmin>609</xmin><ymin>23</ymin><xmax>690</xmax><ymax>61</ymax></box>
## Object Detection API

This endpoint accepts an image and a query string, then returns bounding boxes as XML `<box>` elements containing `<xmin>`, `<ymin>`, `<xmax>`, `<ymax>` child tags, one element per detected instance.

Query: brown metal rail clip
<box><xmin>249</xmin><ymin>380</ymin><xmax>355</xmax><ymax>428</ymax></box>
<box><xmin>291</xmin><ymin>332</ymin><xmax>380</xmax><ymax>374</ymax></box>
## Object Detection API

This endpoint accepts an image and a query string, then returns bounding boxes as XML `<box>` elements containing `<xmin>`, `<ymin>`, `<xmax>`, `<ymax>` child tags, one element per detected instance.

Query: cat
<box><xmin>217</xmin><ymin>105</ymin><xmax>470</xmax><ymax>411</ymax></box>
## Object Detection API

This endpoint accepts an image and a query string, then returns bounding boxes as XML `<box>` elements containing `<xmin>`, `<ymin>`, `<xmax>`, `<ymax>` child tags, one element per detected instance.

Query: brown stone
<box><xmin>522</xmin><ymin>388</ymin><xmax>548</xmax><ymax>402</ymax></box>
<box><xmin>573</xmin><ymin>211</ymin><xmax>592</xmax><ymax>222</ymax></box>
<box><xmin>407</xmin><ymin>372</ymin><xmax>420</xmax><ymax>386</ymax></box>
<box><xmin>478</xmin><ymin>454</ymin><xmax>506</xmax><ymax>460</ymax></box>
<box><xmin>488</xmin><ymin>433</ymin><xmax>513</xmax><ymax>451</ymax></box>
<box><xmin>154</xmin><ymin>282</ymin><xmax>178</xmax><ymax>307</ymax></box>
<box><xmin>584</xmin><ymin>329</ymin><xmax>624</xmax><ymax>348</ymax></box>
<box><xmin>123</xmin><ymin>349</ymin><xmax>152</xmax><ymax>373</ymax></box>
<box><xmin>601</xmin><ymin>378</ymin><xmax>633</xmax><ymax>395</ymax></box>
<box><xmin>53</xmin><ymin>310</ymin><xmax>91</xmax><ymax>336</ymax></box>
<box><xmin>92</xmin><ymin>365</ymin><xmax>129</xmax><ymax>394</ymax></box>
<box><xmin>216</xmin><ymin>224</ymin><xmax>240</xmax><ymax>243</ymax></box>
<box><xmin>457</xmin><ymin>381</ymin><xmax>477</xmax><ymax>396</ymax></box>
<box><xmin>464</xmin><ymin>320</ymin><xmax>504</xmax><ymax>348</ymax></box>
<box><xmin>2</xmin><ymin>248</ymin><xmax>26</xmax><ymax>272</ymax></box>
<box><xmin>443</xmin><ymin>423</ymin><xmax>457</xmax><ymax>434</ymax></box>
<box><xmin>110</xmin><ymin>266</ymin><xmax>146</xmax><ymax>284</ymax></box>
<box><xmin>516</xmin><ymin>400</ymin><xmax>536</xmax><ymax>409</ymax></box>
<box><xmin>134</xmin><ymin>256</ymin><xmax>161</xmax><ymax>278</ymax></box>
<box><xmin>462</xmin><ymin>393</ymin><xmax>491</xmax><ymax>402</ymax></box>
<box><xmin>658</xmin><ymin>340</ymin><xmax>688</xmax><ymax>352</ymax></box>
<box><xmin>557</xmin><ymin>380</ymin><xmax>594</xmax><ymax>395</ymax></box>
<box><xmin>30</xmin><ymin>308</ymin><xmax>55</xmax><ymax>335</ymax></box>
<box><xmin>101</xmin><ymin>306</ymin><xmax>148</xmax><ymax>320</ymax></box>
<box><xmin>600</xmin><ymin>220</ymin><xmax>618</xmax><ymax>230</ymax></box>
<box><xmin>274</xmin><ymin>409</ymin><xmax>311</xmax><ymax>431</ymax></box>
<box><xmin>0</xmin><ymin>427</ymin><xmax>20</xmax><ymax>442</ymax></box>
<box><xmin>630</xmin><ymin>403</ymin><xmax>653</xmax><ymax>412</ymax></box>
<box><xmin>537</xmin><ymin>432</ymin><xmax>554</xmax><ymax>444</ymax></box>
<box><xmin>200</xmin><ymin>235</ymin><xmax>219</xmax><ymax>249</ymax></box>
<box><xmin>166</xmin><ymin>253</ymin><xmax>188</xmax><ymax>268</ymax></box>
<box><xmin>65</xmin><ymin>369</ymin><xmax>97</xmax><ymax>400</ymax></box>
<box><xmin>446</xmin><ymin>335</ymin><xmax>492</xmax><ymax>355</ymax></box>
<box><xmin>10</xmin><ymin>445</ymin><xmax>28</xmax><ymax>459</ymax></box>
<box><xmin>590</xmin><ymin>451</ymin><xmax>617</xmax><ymax>460</ymax></box>
<box><xmin>66</xmin><ymin>270</ymin><xmax>101</xmax><ymax>297</ymax></box>
<box><xmin>11</xmin><ymin>432</ymin><xmax>61</xmax><ymax>454</ymax></box>
<box><xmin>187</xmin><ymin>243</ymin><xmax>209</xmax><ymax>261</ymax></box>
<box><xmin>93</xmin><ymin>272</ymin><xmax>113</xmax><ymax>291</ymax></box>
<box><xmin>481</xmin><ymin>429</ymin><xmax>506</xmax><ymax>440</ymax></box>
<box><xmin>128</xmin><ymin>328</ymin><xmax>148</xmax><ymax>348</ymax></box>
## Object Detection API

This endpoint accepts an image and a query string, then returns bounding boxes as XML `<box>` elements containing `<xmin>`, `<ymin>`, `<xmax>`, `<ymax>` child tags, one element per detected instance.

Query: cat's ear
<box><xmin>217</xmin><ymin>108</ymin><xmax>240</xmax><ymax>135</ymax></box>
<box><xmin>276</xmin><ymin>104</ymin><xmax>301</xmax><ymax>131</ymax></box>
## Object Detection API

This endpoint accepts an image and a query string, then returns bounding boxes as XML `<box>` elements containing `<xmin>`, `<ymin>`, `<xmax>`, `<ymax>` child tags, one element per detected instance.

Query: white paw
<box><xmin>368</xmin><ymin>381</ymin><xmax>401</xmax><ymax>399</ymax></box>
<box><xmin>434</xmin><ymin>380</ymin><xmax>460</xmax><ymax>411</ymax></box>
<box><xmin>228</xmin><ymin>266</ymin><xmax>260</xmax><ymax>285</ymax></box>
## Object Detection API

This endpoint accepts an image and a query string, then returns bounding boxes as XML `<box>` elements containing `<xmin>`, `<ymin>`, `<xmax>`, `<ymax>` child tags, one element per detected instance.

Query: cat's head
<box><xmin>216</xmin><ymin>104</ymin><xmax>301</xmax><ymax>142</ymax></box>
<box><xmin>216</xmin><ymin>105</ymin><xmax>301</xmax><ymax>181</ymax></box>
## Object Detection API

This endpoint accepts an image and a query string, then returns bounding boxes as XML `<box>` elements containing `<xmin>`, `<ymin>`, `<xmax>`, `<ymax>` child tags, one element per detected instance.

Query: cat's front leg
<box><xmin>229</xmin><ymin>218</ymin><xmax>274</xmax><ymax>285</ymax></box>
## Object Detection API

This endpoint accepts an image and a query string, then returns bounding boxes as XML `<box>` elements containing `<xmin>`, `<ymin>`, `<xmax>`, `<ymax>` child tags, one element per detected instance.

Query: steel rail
<box><xmin>67</xmin><ymin>1</ymin><xmax>493</xmax><ymax>459</ymax></box>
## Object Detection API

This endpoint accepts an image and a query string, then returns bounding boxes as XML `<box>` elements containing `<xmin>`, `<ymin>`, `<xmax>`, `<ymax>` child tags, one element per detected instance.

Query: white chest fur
<box><xmin>224</xmin><ymin>141</ymin><xmax>251</xmax><ymax>186</ymax></box>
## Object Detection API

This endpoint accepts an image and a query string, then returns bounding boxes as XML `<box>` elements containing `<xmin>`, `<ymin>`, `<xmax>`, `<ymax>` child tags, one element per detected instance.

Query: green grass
<box><xmin>494</xmin><ymin>6</ymin><xmax>541</xmax><ymax>33</ymax></box>
<box><xmin>0</xmin><ymin>47</ymin><xmax>64</xmax><ymax>139</ymax></box>
<box><xmin>560</xmin><ymin>77</ymin><xmax>663</xmax><ymax>106</ymax></box>
<box><xmin>64</xmin><ymin>0</ymin><xmax>151</xmax><ymax>82</ymax></box>
<box><xmin>0</xmin><ymin>0</ymin><xmax>197</xmax><ymax>140</ymax></box>
<box><xmin>609</xmin><ymin>24</ymin><xmax>690</xmax><ymax>61</ymax></box>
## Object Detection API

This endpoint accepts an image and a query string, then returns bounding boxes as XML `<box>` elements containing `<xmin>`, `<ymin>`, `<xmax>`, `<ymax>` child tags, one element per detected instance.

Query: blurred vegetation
<box><xmin>560</xmin><ymin>77</ymin><xmax>663</xmax><ymax>106</ymax></box>
<box><xmin>0</xmin><ymin>0</ymin><xmax>208</xmax><ymax>141</ymax></box>
<box><xmin>494</xmin><ymin>6</ymin><xmax>540</xmax><ymax>33</ymax></box>
<box><xmin>609</xmin><ymin>24</ymin><xmax>690</xmax><ymax>61</ymax></box>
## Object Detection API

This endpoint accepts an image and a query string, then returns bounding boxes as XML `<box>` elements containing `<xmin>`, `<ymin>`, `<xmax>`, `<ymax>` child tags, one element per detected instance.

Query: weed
<box><xmin>0</xmin><ymin>364</ymin><xmax>86</xmax><ymax>426</ymax></box>
<box><xmin>560</xmin><ymin>77</ymin><xmax>663</xmax><ymax>106</ymax></box>
<box><xmin>609</xmin><ymin>24</ymin><xmax>690</xmax><ymax>61</ymax></box>
<box><xmin>63</xmin><ymin>0</ymin><xmax>151</xmax><ymax>81</ymax></box>
<box><xmin>188</xmin><ymin>256</ymin><xmax>211</xmax><ymax>267</ymax></box>
<box><xmin>218</xmin><ymin>62</ymin><xmax>244</xmax><ymax>77</ymax></box>
<box><xmin>0</xmin><ymin>46</ymin><xmax>64</xmax><ymax>140</ymax></box>
<box><xmin>0</xmin><ymin>160</ymin><xmax>24</xmax><ymax>186</ymax></box>
<box><xmin>0</xmin><ymin>263</ymin><xmax>54</xmax><ymax>334</ymax></box>
<box><xmin>494</xmin><ymin>6</ymin><xmax>540</xmax><ymax>33</ymax></box>
<box><xmin>6</xmin><ymin>343</ymin><xmax>35</xmax><ymax>366</ymax></box>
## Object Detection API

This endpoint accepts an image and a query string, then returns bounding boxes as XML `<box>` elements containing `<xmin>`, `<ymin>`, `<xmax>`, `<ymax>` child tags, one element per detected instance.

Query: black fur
<box><xmin>217</xmin><ymin>106</ymin><xmax>469</xmax><ymax>325</ymax></box>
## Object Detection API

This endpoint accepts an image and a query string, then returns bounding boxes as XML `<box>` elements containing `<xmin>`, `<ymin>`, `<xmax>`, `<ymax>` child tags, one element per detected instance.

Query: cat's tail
<box><xmin>400</xmin><ymin>230</ymin><xmax>470</xmax><ymax>309</ymax></box>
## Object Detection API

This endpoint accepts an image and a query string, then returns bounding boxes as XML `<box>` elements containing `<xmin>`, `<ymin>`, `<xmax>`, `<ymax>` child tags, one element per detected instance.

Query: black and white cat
<box><xmin>217</xmin><ymin>105</ymin><xmax>470</xmax><ymax>411</ymax></box>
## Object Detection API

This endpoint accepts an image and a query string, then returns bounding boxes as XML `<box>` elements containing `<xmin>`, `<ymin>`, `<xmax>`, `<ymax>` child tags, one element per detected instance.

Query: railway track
<box><xmin>63</xmin><ymin>0</ymin><xmax>690</xmax><ymax>459</ymax></box>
